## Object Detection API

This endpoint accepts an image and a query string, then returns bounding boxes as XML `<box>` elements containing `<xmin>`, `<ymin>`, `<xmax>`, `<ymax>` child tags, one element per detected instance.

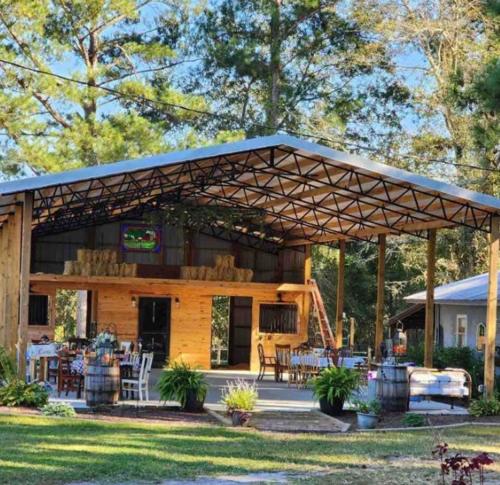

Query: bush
<box><xmin>312</xmin><ymin>367</ymin><xmax>360</xmax><ymax>405</ymax></box>
<box><xmin>402</xmin><ymin>413</ymin><xmax>425</xmax><ymax>427</ymax></box>
<box><xmin>0</xmin><ymin>379</ymin><xmax>48</xmax><ymax>407</ymax></box>
<box><xmin>0</xmin><ymin>346</ymin><xmax>16</xmax><ymax>383</ymax></box>
<box><xmin>469</xmin><ymin>398</ymin><xmax>500</xmax><ymax>417</ymax></box>
<box><xmin>221</xmin><ymin>379</ymin><xmax>258</xmax><ymax>412</ymax></box>
<box><xmin>41</xmin><ymin>402</ymin><xmax>76</xmax><ymax>417</ymax></box>
<box><xmin>353</xmin><ymin>399</ymin><xmax>382</xmax><ymax>415</ymax></box>
<box><xmin>156</xmin><ymin>361</ymin><xmax>207</xmax><ymax>409</ymax></box>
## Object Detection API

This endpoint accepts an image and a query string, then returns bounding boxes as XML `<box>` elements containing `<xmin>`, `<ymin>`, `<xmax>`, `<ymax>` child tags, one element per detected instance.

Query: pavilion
<box><xmin>0</xmin><ymin>134</ymin><xmax>498</xmax><ymax>395</ymax></box>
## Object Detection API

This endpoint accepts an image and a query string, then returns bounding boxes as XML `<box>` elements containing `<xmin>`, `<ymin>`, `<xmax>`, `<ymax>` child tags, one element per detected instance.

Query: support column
<box><xmin>0</xmin><ymin>226</ymin><xmax>6</xmax><ymax>347</ymax></box>
<box><xmin>335</xmin><ymin>240</ymin><xmax>346</xmax><ymax>348</ymax></box>
<box><xmin>424</xmin><ymin>229</ymin><xmax>437</xmax><ymax>369</ymax></box>
<box><xmin>375</xmin><ymin>234</ymin><xmax>386</xmax><ymax>361</ymax></box>
<box><xmin>18</xmin><ymin>192</ymin><xmax>33</xmax><ymax>377</ymax></box>
<box><xmin>485</xmin><ymin>216</ymin><xmax>499</xmax><ymax>397</ymax></box>
<box><xmin>303</xmin><ymin>245</ymin><xmax>312</xmax><ymax>335</ymax></box>
<box><xmin>349</xmin><ymin>317</ymin><xmax>355</xmax><ymax>349</ymax></box>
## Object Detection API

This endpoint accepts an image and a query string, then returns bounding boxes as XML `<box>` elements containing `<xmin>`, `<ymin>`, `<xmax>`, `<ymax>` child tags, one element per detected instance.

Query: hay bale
<box><xmin>109</xmin><ymin>250</ymin><xmax>119</xmax><ymax>264</ymax></box>
<box><xmin>76</xmin><ymin>249</ymin><xmax>87</xmax><ymax>263</ymax></box>
<box><xmin>63</xmin><ymin>261</ymin><xmax>75</xmax><ymax>275</ymax></box>
<box><xmin>197</xmin><ymin>266</ymin><xmax>208</xmax><ymax>280</ymax></box>
<box><xmin>222</xmin><ymin>267</ymin><xmax>234</xmax><ymax>281</ymax></box>
<box><xmin>73</xmin><ymin>262</ymin><xmax>82</xmax><ymax>276</ymax></box>
<box><xmin>81</xmin><ymin>262</ymin><xmax>92</xmax><ymax>277</ymax></box>
<box><xmin>205</xmin><ymin>267</ymin><xmax>217</xmax><ymax>281</ymax></box>
<box><xmin>243</xmin><ymin>269</ymin><xmax>253</xmax><ymax>282</ymax></box>
<box><xmin>234</xmin><ymin>268</ymin><xmax>245</xmax><ymax>282</ymax></box>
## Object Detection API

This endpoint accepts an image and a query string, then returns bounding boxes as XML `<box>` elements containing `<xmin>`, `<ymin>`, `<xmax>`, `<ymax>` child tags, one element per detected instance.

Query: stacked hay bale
<box><xmin>63</xmin><ymin>249</ymin><xmax>137</xmax><ymax>277</ymax></box>
<box><xmin>180</xmin><ymin>254</ymin><xmax>253</xmax><ymax>282</ymax></box>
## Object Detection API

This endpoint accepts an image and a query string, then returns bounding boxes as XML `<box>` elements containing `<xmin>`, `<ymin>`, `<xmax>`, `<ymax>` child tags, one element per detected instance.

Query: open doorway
<box><xmin>211</xmin><ymin>296</ymin><xmax>252</xmax><ymax>369</ymax></box>
<box><xmin>211</xmin><ymin>296</ymin><xmax>230</xmax><ymax>368</ymax></box>
<box><xmin>54</xmin><ymin>289</ymin><xmax>90</xmax><ymax>342</ymax></box>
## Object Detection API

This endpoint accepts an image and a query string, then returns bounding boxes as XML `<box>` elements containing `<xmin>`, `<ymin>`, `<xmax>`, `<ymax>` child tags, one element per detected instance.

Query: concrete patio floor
<box><xmin>48</xmin><ymin>368</ymin><xmax>468</xmax><ymax>415</ymax></box>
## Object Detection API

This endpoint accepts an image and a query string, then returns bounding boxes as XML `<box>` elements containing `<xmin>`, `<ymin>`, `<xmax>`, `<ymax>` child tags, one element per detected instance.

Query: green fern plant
<box><xmin>156</xmin><ymin>361</ymin><xmax>207</xmax><ymax>409</ymax></box>
<box><xmin>312</xmin><ymin>367</ymin><xmax>360</xmax><ymax>405</ymax></box>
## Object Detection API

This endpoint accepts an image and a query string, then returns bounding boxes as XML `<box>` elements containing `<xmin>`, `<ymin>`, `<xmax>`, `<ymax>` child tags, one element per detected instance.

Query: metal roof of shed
<box><xmin>0</xmin><ymin>134</ymin><xmax>499</xmax><ymax>247</ymax></box>
<box><xmin>406</xmin><ymin>271</ymin><xmax>500</xmax><ymax>305</ymax></box>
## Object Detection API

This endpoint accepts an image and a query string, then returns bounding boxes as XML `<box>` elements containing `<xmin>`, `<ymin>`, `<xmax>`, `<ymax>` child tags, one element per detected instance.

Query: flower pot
<box><xmin>319</xmin><ymin>397</ymin><xmax>344</xmax><ymax>416</ymax></box>
<box><xmin>231</xmin><ymin>410</ymin><xmax>252</xmax><ymax>427</ymax></box>
<box><xmin>183</xmin><ymin>389</ymin><xmax>205</xmax><ymax>412</ymax></box>
<box><xmin>357</xmin><ymin>412</ymin><xmax>378</xmax><ymax>429</ymax></box>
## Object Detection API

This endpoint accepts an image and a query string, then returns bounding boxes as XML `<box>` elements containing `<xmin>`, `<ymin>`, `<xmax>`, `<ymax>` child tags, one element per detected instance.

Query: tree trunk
<box><xmin>266</xmin><ymin>0</ymin><xmax>281</xmax><ymax>134</ymax></box>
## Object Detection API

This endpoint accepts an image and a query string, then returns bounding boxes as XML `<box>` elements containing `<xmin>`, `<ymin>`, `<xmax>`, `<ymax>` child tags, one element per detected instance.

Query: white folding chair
<box><xmin>120</xmin><ymin>341</ymin><xmax>132</xmax><ymax>353</ymax></box>
<box><xmin>121</xmin><ymin>352</ymin><xmax>154</xmax><ymax>401</ymax></box>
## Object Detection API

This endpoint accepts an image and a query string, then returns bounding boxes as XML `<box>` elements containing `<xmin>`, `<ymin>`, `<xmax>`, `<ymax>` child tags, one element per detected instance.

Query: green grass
<box><xmin>0</xmin><ymin>413</ymin><xmax>499</xmax><ymax>484</ymax></box>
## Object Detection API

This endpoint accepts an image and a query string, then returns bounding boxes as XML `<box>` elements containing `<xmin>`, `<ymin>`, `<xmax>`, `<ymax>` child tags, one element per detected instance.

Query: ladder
<box><xmin>309</xmin><ymin>279</ymin><xmax>336</xmax><ymax>349</ymax></box>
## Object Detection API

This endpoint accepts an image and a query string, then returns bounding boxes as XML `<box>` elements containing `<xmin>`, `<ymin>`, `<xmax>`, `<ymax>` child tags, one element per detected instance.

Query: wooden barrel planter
<box><xmin>375</xmin><ymin>364</ymin><xmax>409</xmax><ymax>412</ymax></box>
<box><xmin>85</xmin><ymin>358</ymin><xmax>120</xmax><ymax>407</ymax></box>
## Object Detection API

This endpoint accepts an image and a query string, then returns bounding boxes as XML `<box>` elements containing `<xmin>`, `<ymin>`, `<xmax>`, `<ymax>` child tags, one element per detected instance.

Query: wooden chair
<box><xmin>275</xmin><ymin>344</ymin><xmax>291</xmax><ymax>382</ymax></box>
<box><xmin>257</xmin><ymin>343</ymin><xmax>277</xmax><ymax>381</ymax></box>
<box><xmin>298</xmin><ymin>352</ymin><xmax>320</xmax><ymax>389</ymax></box>
<box><xmin>57</xmin><ymin>352</ymin><xmax>83</xmax><ymax>398</ymax></box>
<box><xmin>121</xmin><ymin>352</ymin><xmax>154</xmax><ymax>401</ymax></box>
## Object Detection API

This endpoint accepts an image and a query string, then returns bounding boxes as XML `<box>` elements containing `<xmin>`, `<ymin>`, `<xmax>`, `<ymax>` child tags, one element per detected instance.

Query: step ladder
<box><xmin>309</xmin><ymin>279</ymin><xmax>336</xmax><ymax>349</ymax></box>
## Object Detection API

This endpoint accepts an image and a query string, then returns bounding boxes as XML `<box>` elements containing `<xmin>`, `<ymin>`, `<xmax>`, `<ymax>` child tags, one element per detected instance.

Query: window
<box><xmin>259</xmin><ymin>304</ymin><xmax>298</xmax><ymax>334</ymax></box>
<box><xmin>455</xmin><ymin>315</ymin><xmax>467</xmax><ymax>347</ymax></box>
<box><xmin>476</xmin><ymin>323</ymin><xmax>486</xmax><ymax>352</ymax></box>
<box><xmin>28</xmin><ymin>295</ymin><xmax>49</xmax><ymax>326</ymax></box>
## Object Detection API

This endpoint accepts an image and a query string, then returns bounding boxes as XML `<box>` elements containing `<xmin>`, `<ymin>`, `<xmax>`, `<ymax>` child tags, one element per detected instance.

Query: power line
<box><xmin>0</xmin><ymin>57</ymin><xmax>498</xmax><ymax>174</ymax></box>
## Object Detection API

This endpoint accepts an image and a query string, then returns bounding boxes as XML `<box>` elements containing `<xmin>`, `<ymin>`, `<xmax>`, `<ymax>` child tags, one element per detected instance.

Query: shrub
<box><xmin>353</xmin><ymin>399</ymin><xmax>382</xmax><ymax>415</ymax></box>
<box><xmin>41</xmin><ymin>402</ymin><xmax>76</xmax><ymax>417</ymax></box>
<box><xmin>221</xmin><ymin>379</ymin><xmax>258</xmax><ymax>412</ymax></box>
<box><xmin>469</xmin><ymin>397</ymin><xmax>500</xmax><ymax>417</ymax></box>
<box><xmin>0</xmin><ymin>379</ymin><xmax>48</xmax><ymax>407</ymax></box>
<box><xmin>402</xmin><ymin>412</ymin><xmax>425</xmax><ymax>427</ymax></box>
<box><xmin>0</xmin><ymin>346</ymin><xmax>16</xmax><ymax>383</ymax></box>
<box><xmin>156</xmin><ymin>361</ymin><xmax>207</xmax><ymax>409</ymax></box>
<box><xmin>312</xmin><ymin>367</ymin><xmax>360</xmax><ymax>405</ymax></box>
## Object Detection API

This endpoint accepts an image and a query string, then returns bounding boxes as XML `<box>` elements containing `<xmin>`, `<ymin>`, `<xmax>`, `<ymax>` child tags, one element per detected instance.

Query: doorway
<box><xmin>211</xmin><ymin>296</ymin><xmax>252</xmax><ymax>369</ymax></box>
<box><xmin>228</xmin><ymin>297</ymin><xmax>252</xmax><ymax>368</ymax></box>
<box><xmin>138</xmin><ymin>297</ymin><xmax>171</xmax><ymax>367</ymax></box>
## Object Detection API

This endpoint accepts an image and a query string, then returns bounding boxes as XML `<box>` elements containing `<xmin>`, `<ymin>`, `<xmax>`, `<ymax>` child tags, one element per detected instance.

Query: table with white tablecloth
<box><xmin>26</xmin><ymin>343</ymin><xmax>59</xmax><ymax>382</ymax></box>
<box><xmin>290</xmin><ymin>355</ymin><xmax>332</xmax><ymax>368</ymax></box>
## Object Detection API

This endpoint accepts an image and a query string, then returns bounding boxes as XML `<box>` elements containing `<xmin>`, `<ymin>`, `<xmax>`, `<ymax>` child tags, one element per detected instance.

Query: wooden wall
<box><xmin>32</xmin><ymin>278</ymin><xmax>308</xmax><ymax>371</ymax></box>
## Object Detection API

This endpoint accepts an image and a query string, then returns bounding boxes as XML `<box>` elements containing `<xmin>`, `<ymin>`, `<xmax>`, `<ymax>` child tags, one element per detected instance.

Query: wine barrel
<box><xmin>375</xmin><ymin>364</ymin><xmax>408</xmax><ymax>412</ymax></box>
<box><xmin>85</xmin><ymin>359</ymin><xmax>120</xmax><ymax>407</ymax></box>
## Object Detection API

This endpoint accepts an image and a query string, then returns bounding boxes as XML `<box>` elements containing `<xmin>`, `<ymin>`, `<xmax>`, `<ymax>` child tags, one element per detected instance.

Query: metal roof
<box><xmin>1</xmin><ymin>134</ymin><xmax>500</xmax><ymax>210</ymax></box>
<box><xmin>1</xmin><ymin>134</ymin><xmax>499</xmax><ymax>247</ymax></box>
<box><xmin>406</xmin><ymin>271</ymin><xmax>500</xmax><ymax>305</ymax></box>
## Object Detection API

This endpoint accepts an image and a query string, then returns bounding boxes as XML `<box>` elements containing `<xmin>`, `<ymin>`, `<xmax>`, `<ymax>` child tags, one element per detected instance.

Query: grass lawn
<box><xmin>0</xmin><ymin>413</ymin><xmax>499</xmax><ymax>485</ymax></box>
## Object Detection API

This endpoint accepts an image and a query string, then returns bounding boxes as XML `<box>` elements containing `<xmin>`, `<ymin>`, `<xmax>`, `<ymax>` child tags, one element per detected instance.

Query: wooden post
<box><xmin>335</xmin><ymin>240</ymin><xmax>346</xmax><ymax>348</ymax></box>
<box><xmin>485</xmin><ymin>216</ymin><xmax>499</xmax><ymax>397</ymax></box>
<box><xmin>424</xmin><ymin>229</ymin><xmax>437</xmax><ymax>369</ymax></box>
<box><xmin>349</xmin><ymin>317</ymin><xmax>355</xmax><ymax>349</ymax></box>
<box><xmin>17</xmin><ymin>192</ymin><xmax>33</xmax><ymax>378</ymax></box>
<box><xmin>0</xmin><ymin>225</ymin><xmax>5</xmax><ymax>347</ymax></box>
<box><xmin>303</xmin><ymin>245</ymin><xmax>312</xmax><ymax>334</ymax></box>
<box><xmin>375</xmin><ymin>234</ymin><xmax>386</xmax><ymax>361</ymax></box>
<box><xmin>6</xmin><ymin>207</ymin><xmax>22</xmax><ymax>357</ymax></box>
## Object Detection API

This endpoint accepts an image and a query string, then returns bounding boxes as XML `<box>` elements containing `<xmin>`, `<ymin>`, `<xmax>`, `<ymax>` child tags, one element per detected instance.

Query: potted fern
<box><xmin>221</xmin><ymin>379</ymin><xmax>258</xmax><ymax>426</ymax></box>
<box><xmin>156</xmin><ymin>362</ymin><xmax>208</xmax><ymax>412</ymax></box>
<box><xmin>312</xmin><ymin>367</ymin><xmax>360</xmax><ymax>416</ymax></box>
<box><xmin>353</xmin><ymin>399</ymin><xmax>381</xmax><ymax>429</ymax></box>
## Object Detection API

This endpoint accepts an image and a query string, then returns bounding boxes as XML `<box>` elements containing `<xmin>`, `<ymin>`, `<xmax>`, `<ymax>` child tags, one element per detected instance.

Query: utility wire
<box><xmin>0</xmin><ymin>57</ymin><xmax>498</xmax><ymax>174</ymax></box>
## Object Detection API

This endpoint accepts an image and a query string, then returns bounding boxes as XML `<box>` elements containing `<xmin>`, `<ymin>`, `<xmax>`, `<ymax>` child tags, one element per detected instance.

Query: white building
<box><xmin>391</xmin><ymin>271</ymin><xmax>500</xmax><ymax>352</ymax></box>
